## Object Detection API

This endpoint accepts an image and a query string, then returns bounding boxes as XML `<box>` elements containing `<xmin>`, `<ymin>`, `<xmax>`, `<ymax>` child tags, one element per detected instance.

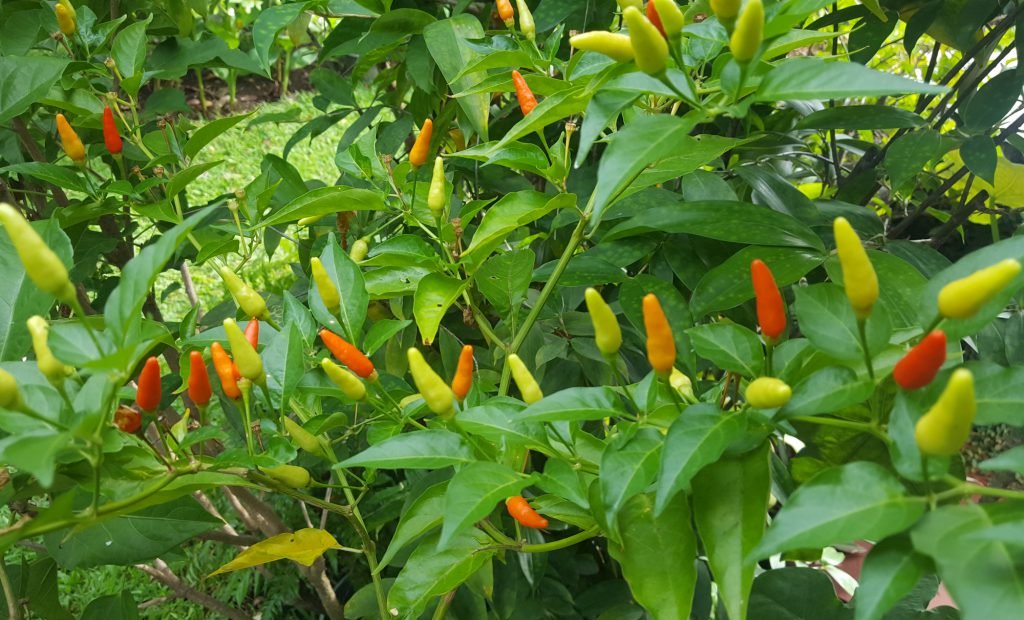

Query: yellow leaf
<box><xmin>942</xmin><ymin>148</ymin><xmax>1024</xmax><ymax>214</ymax></box>
<box><xmin>209</xmin><ymin>528</ymin><xmax>343</xmax><ymax>576</ymax></box>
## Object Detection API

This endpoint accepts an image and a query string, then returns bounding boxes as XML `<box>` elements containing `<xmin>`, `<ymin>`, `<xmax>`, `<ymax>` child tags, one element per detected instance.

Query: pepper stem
<box><xmin>857</xmin><ymin>318</ymin><xmax>876</xmax><ymax>380</ymax></box>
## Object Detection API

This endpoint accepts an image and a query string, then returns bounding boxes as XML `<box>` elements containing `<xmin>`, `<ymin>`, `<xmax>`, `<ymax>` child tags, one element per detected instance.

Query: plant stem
<box><xmin>0</xmin><ymin>561</ymin><xmax>20</xmax><ymax>620</ymax></box>
<box><xmin>195</xmin><ymin>68</ymin><xmax>208</xmax><ymax>119</ymax></box>
<box><xmin>790</xmin><ymin>416</ymin><xmax>889</xmax><ymax>443</ymax></box>
<box><xmin>857</xmin><ymin>318</ymin><xmax>875</xmax><ymax>380</ymax></box>
<box><xmin>520</xmin><ymin>526</ymin><xmax>600</xmax><ymax>553</ymax></box>
<box><xmin>431</xmin><ymin>591</ymin><xmax>456</xmax><ymax>620</ymax></box>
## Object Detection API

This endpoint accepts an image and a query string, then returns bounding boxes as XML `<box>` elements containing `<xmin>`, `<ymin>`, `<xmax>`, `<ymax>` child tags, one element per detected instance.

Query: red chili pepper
<box><xmin>135</xmin><ymin>356</ymin><xmax>161</xmax><ymax>412</ymax></box>
<box><xmin>646</xmin><ymin>0</ymin><xmax>667</xmax><ymax>37</ymax></box>
<box><xmin>750</xmin><ymin>259</ymin><xmax>786</xmax><ymax>343</ymax></box>
<box><xmin>188</xmin><ymin>350</ymin><xmax>212</xmax><ymax>406</ymax></box>
<box><xmin>320</xmin><ymin>329</ymin><xmax>376</xmax><ymax>379</ymax></box>
<box><xmin>506</xmin><ymin>496</ymin><xmax>548</xmax><ymax>528</ymax></box>
<box><xmin>211</xmin><ymin>342</ymin><xmax>242</xmax><ymax>400</ymax></box>
<box><xmin>102</xmin><ymin>106</ymin><xmax>123</xmax><ymax>155</ymax></box>
<box><xmin>113</xmin><ymin>405</ymin><xmax>142</xmax><ymax>433</ymax></box>
<box><xmin>451</xmin><ymin>344</ymin><xmax>474</xmax><ymax>401</ymax></box>
<box><xmin>511</xmin><ymin>70</ymin><xmax>538</xmax><ymax>116</ymax></box>
<box><xmin>245</xmin><ymin>317</ymin><xmax>260</xmax><ymax>349</ymax></box>
<box><xmin>893</xmin><ymin>330</ymin><xmax>947</xmax><ymax>390</ymax></box>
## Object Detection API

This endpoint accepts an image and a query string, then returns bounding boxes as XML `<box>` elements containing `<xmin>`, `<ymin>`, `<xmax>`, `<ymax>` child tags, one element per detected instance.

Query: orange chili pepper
<box><xmin>496</xmin><ymin>0</ymin><xmax>514</xmax><ymax>26</ymax></box>
<box><xmin>642</xmin><ymin>293</ymin><xmax>675</xmax><ymax>375</ymax></box>
<box><xmin>102</xmin><ymin>106</ymin><xmax>123</xmax><ymax>155</ymax></box>
<box><xmin>135</xmin><ymin>356</ymin><xmax>161</xmax><ymax>412</ymax></box>
<box><xmin>511</xmin><ymin>70</ymin><xmax>538</xmax><ymax>116</ymax></box>
<box><xmin>750</xmin><ymin>259</ymin><xmax>786</xmax><ymax>343</ymax></box>
<box><xmin>55</xmin><ymin>113</ymin><xmax>85</xmax><ymax>163</ymax></box>
<box><xmin>506</xmin><ymin>495</ymin><xmax>548</xmax><ymax>529</ymax></box>
<box><xmin>646</xmin><ymin>0</ymin><xmax>667</xmax><ymax>37</ymax></box>
<box><xmin>188</xmin><ymin>350</ymin><xmax>212</xmax><ymax>406</ymax></box>
<box><xmin>245</xmin><ymin>317</ymin><xmax>260</xmax><ymax>349</ymax></box>
<box><xmin>320</xmin><ymin>329</ymin><xmax>376</xmax><ymax>380</ymax></box>
<box><xmin>409</xmin><ymin>118</ymin><xmax>433</xmax><ymax>168</ymax></box>
<box><xmin>211</xmin><ymin>342</ymin><xmax>242</xmax><ymax>400</ymax></box>
<box><xmin>451</xmin><ymin>344</ymin><xmax>474</xmax><ymax>401</ymax></box>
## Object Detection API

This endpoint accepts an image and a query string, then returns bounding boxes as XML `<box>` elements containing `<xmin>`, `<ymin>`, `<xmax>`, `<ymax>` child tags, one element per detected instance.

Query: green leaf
<box><xmin>335</xmin><ymin>430</ymin><xmax>474</xmax><ymax>470</ymax></box>
<box><xmin>608</xmin><ymin>493</ymin><xmax>697</xmax><ymax>620</ymax></box>
<box><xmin>601</xmin><ymin>429</ymin><xmax>663</xmax><ymax>527</ymax></box>
<box><xmin>440</xmin><ymin>462</ymin><xmax>532</xmax><ymax>547</ymax></box>
<box><xmin>656</xmin><ymin>405</ymin><xmax>748</xmax><ymax>514</ymax></box>
<box><xmin>44</xmin><ymin>497</ymin><xmax>220</xmax><ymax>568</ymax></box>
<box><xmin>605</xmin><ymin>200</ymin><xmax>825</xmax><ymax>252</ymax></box>
<box><xmin>312</xmin><ymin>235</ymin><xmax>368</xmax><ymax>344</ymax></box>
<box><xmin>0</xmin><ymin>218</ymin><xmax>74</xmax><ymax>361</ymax></box>
<box><xmin>0</xmin><ymin>163</ymin><xmax>87</xmax><ymax>194</ymax></box>
<box><xmin>412</xmin><ymin>273</ymin><xmax>465</xmax><ymax>346</ymax></box>
<box><xmin>0</xmin><ymin>56</ymin><xmax>69</xmax><ymax>123</ymax></box>
<box><xmin>0</xmin><ymin>430</ymin><xmax>72</xmax><ymax>489</ymax></box>
<box><xmin>796</xmin><ymin>105</ymin><xmax>927</xmax><ymax>130</ymax></box>
<box><xmin>687</xmin><ymin>323</ymin><xmax>764</xmax><ymax>377</ymax></box>
<box><xmin>961</xmin><ymin>134</ymin><xmax>997</xmax><ymax>185</ymax></box>
<box><xmin>461</xmin><ymin>192</ymin><xmax>574</xmax><ymax>269</ymax></box>
<box><xmin>388</xmin><ymin>529</ymin><xmax>494</xmax><ymax>619</ymax></box>
<box><xmin>458</xmin><ymin>401</ymin><xmax>551</xmax><ymax>453</ymax></box>
<box><xmin>253</xmin><ymin>2</ymin><xmax>307</xmax><ymax>75</ymax></box>
<box><xmin>854</xmin><ymin>536</ymin><xmax>932</xmax><ymax>620</ymax></box>
<box><xmin>475</xmin><ymin>249</ymin><xmax>534</xmax><ymax>313</ymax></box>
<box><xmin>749</xmin><ymin>567</ymin><xmax>853</xmax><ymax>619</ymax></box>
<box><xmin>911</xmin><ymin>503</ymin><xmax>1024</xmax><ymax>620</ymax></box>
<box><xmin>80</xmin><ymin>591</ymin><xmax>139</xmax><ymax>620</ymax></box>
<box><xmin>363</xmin><ymin>319</ymin><xmax>412</xmax><ymax>356</ymax></box>
<box><xmin>111</xmin><ymin>17</ymin><xmax>153</xmax><ymax>94</ymax></box>
<box><xmin>885</xmin><ymin>129</ymin><xmax>942</xmax><ymax>193</ymax></box>
<box><xmin>980</xmin><ymin>445</ymin><xmax>1024</xmax><ymax>473</ymax></box>
<box><xmin>888</xmin><ymin>387</ymin><xmax>951</xmax><ymax>483</ymax></box>
<box><xmin>693</xmin><ymin>443</ymin><xmax>771</xmax><ymax>620</ymax></box>
<box><xmin>519</xmin><ymin>387</ymin><xmax>623</xmax><ymax>422</ymax></box>
<box><xmin>263</xmin><ymin>322</ymin><xmax>305</xmax><ymax>411</ymax></box>
<box><xmin>262</xmin><ymin>186</ymin><xmax>386</xmax><ymax>228</ymax></box>
<box><xmin>488</xmin><ymin>86</ymin><xmax>590</xmax><ymax>152</ymax></box>
<box><xmin>377</xmin><ymin>481</ymin><xmax>448</xmax><ymax>570</ymax></box>
<box><xmin>962</xmin><ymin>361</ymin><xmax>1024</xmax><ymax>426</ymax></box>
<box><xmin>963</xmin><ymin>70</ymin><xmax>1023</xmax><ymax>132</ymax></box>
<box><xmin>780</xmin><ymin>367</ymin><xmax>875</xmax><ymax>418</ymax></box>
<box><xmin>105</xmin><ymin>207</ymin><xmax>215</xmax><ymax>344</ymax></box>
<box><xmin>423</xmin><ymin>15</ymin><xmax>490</xmax><ymax>140</ymax></box>
<box><xmin>756</xmin><ymin>57</ymin><xmax>946</xmax><ymax>101</ymax></box>
<box><xmin>793</xmin><ymin>284</ymin><xmax>890</xmax><ymax>362</ymax></box>
<box><xmin>183</xmin><ymin>113</ymin><xmax>252</xmax><ymax>159</ymax></box>
<box><xmin>589</xmin><ymin>113</ymin><xmax>704</xmax><ymax>227</ymax></box>
<box><xmin>690</xmin><ymin>246</ymin><xmax>824</xmax><ymax>318</ymax></box>
<box><xmin>752</xmin><ymin>462</ymin><xmax>926</xmax><ymax>559</ymax></box>
<box><xmin>538</xmin><ymin>459</ymin><xmax>591</xmax><ymax>509</ymax></box>
<box><xmin>166</xmin><ymin>160</ymin><xmax>223</xmax><ymax>199</ymax></box>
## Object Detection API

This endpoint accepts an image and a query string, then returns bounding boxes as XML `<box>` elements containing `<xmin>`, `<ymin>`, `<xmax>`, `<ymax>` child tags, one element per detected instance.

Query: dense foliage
<box><xmin>2</xmin><ymin>1</ymin><xmax>1024</xmax><ymax>619</ymax></box>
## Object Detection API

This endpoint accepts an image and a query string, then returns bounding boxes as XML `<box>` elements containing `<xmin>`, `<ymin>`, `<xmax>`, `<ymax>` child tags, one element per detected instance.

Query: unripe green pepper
<box><xmin>218</xmin><ymin>266</ymin><xmax>270</xmax><ymax>322</ymax></box>
<box><xmin>515</xmin><ymin>0</ymin><xmax>535</xmax><ymax>40</ymax></box>
<box><xmin>321</xmin><ymin>358</ymin><xmax>367</xmax><ymax>401</ymax></box>
<box><xmin>282</xmin><ymin>416</ymin><xmax>333</xmax><ymax>461</ymax></box>
<box><xmin>915</xmin><ymin>368</ymin><xmax>975</xmax><ymax>456</ymax></box>
<box><xmin>310</xmin><ymin>257</ymin><xmax>341</xmax><ymax>315</ymax></box>
<box><xmin>616</xmin><ymin>0</ymin><xmax>643</xmax><ymax>10</ymax></box>
<box><xmin>0</xmin><ymin>369</ymin><xmax>23</xmax><ymax>411</ymax></box>
<box><xmin>651</xmin><ymin>0</ymin><xmax>684</xmax><ymax>36</ymax></box>
<box><xmin>730</xmin><ymin>0</ymin><xmax>764</xmax><ymax>63</ymax></box>
<box><xmin>711</xmin><ymin>0</ymin><xmax>742</xmax><ymax>22</ymax></box>
<box><xmin>224</xmin><ymin>319</ymin><xmax>265</xmax><ymax>385</ymax></box>
<box><xmin>407</xmin><ymin>348</ymin><xmax>455</xmax><ymax>418</ymax></box>
<box><xmin>263</xmin><ymin>464</ymin><xmax>312</xmax><ymax>488</ymax></box>
<box><xmin>350</xmin><ymin>238</ymin><xmax>369</xmax><ymax>262</ymax></box>
<box><xmin>623</xmin><ymin>6</ymin><xmax>668</xmax><ymax>76</ymax></box>
<box><xmin>670</xmin><ymin>368</ymin><xmax>696</xmax><ymax>401</ymax></box>
<box><xmin>937</xmin><ymin>259</ymin><xmax>1021</xmax><ymax>320</ymax></box>
<box><xmin>508</xmin><ymin>354</ymin><xmax>543</xmax><ymax>404</ymax></box>
<box><xmin>745</xmin><ymin>377</ymin><xmax>791</xmax><ymax>409</ymax></box>
<box><xmin>570</xmin><ymin>31</ymin><xmax>635</xmax><ymax>62</ymax></box>
<box><xmin>427</xmin><ymin>156</ymin><xmax>447</xmax><ymax>217</ymax></box>
<box><xmin>0</xmin><ymin>204</ymin><xmax>76</xmax><ymax>303</ymax></box>
<box><xmin>27</xmin><ymin>316</ymin><xmax>70</xmax><ymax>384</ymax></box>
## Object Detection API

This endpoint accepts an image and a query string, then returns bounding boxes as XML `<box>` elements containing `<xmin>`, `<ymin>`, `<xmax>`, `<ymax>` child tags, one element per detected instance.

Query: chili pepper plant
<box><xmin>2</xmin><ymin>1</ymin><xmax>1024</xmax><ymax>619</ymax></box>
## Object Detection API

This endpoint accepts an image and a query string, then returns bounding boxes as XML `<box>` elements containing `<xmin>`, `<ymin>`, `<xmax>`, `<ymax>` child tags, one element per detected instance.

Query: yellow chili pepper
<box><xmin>310</xmin><ymin>257</ymin><xmax>341</xmax><ymax>315</ymax></box>
<box><xmin>670</xmin><ymin>368</ymin><xmax>696</xmax><ymax>401</ymax></box>
<box><xmin>321</xmin><ymin>358</ymin><xmax>367</xmax><ymax>401</ymax></box>
<box><xmin>710</xmin><ymin>0</ymin><xmax>742</xmax><ymax>22</ymax></box>
<box><xmin>914</xmin><ymin>368</ymin><xmax>975</xmax><ymax>456</ymax></box>
<box><xmin>643</xmin><ymin>293</ymin><xmax>675</xmax><ymax>375</ymax></box>
<box><xmin>55</xmin><ymin>114</ymin><xmax>85</xmax><ymax>164</ymax></box>
<box><xmin>515</xmin><ymin>0</ymin><xmax>535</xmax><ymax>40</ymax></box>
<box><xmin>27</xmin><ymin>316</ymin><xmax>71</xmax><ymax>384</ymax></box>
<box><xmin>623</xmin><ymin>6</ymin><xmax>668</xmax><ymax>76</ymax></box>
<box><xmin>224</xmin><ymin>319</ymin><xmax>265</xmax><ymax>385</ymax></box>
<box><xmin>218</xmin><ymin>266</ymin><xmax>270</xmax><ymax>322</ymax></box>
<box><xmin>0</xmin><ymin>203</ymin><xmax>76</xmax><ymax>303</ymax></box>
<box><xmin>569</xmin><ymin>32</ymin><xmax>635</xmax><ymax>62</ymax></box>
<box><xmin>584</xmin><ymin>287</ymin><xmax>622</xmax><ymax>356</ymax></box>
<box><xmin>745</xmin><ymin>377</ymin><xmax>792</xmax><ymax>409</ymax></box>
<box><xmin>350</xmin><ymin>238</ymin><xmax>369</xmax><ymax>262</ymax></box>
<box><xmin>0</xmin><ymin>369</ymin><xmax>23</xmax><ymax>411</ymax></box>
<box><xmin>937</xmin><ymin>258</ymin><xmax>1022</xmax><ymax>320</ymax></box>
<box><xmin>407</xmin><ymin>348</ymin><xmax>455</xmax><ymax>418</ymax></box>
<box><xmin>282</xmin><ymin>416</ymin><xmax>333</xmax><ymax>461</ymax></box>
<box><xmin>616</xmin><ymin>0</ymin><xmax>643</xmax><ymax>10</ymax></box>
<box><xmin>508</xmin><ymin>353</ymin><xmax>543</xmax><ymax>404</ymax></box>
<box><xmin>55</xmin><ymin>3</ymin><xmax>76</xmax><ymax>36</ymax></box>
<box><xmin>427</xmin><ymin>156</ymin><xmax>447</xmax><ymax>217</ymax></box>
<box><xmin>651</xmin><ymin>0</ymin><xmax>684</xmax><ymax>36</ymax></box>
<box><xmin>833</xmin><ymin>217</ymin><xmax>878</xmax><ymax>320</ymax></box>
<box><xmin>730</xmin><ymin>0</ymin><xmax>764</xmax><ymax>62</ymax></box>
<box><xmin>262</xmin><ymin>464</ymin><xmax>311</xmax><ymax>488</ymax></box>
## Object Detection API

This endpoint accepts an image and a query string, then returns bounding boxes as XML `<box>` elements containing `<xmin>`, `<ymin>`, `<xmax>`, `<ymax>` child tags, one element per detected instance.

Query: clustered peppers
<box><xmin>136</xmin><ymin>356</ymin><xmax>162</xmax><ymax>412</ymax></box>
<box><xmin>320</xmin><ymin>329</ymin><xmax>377</xmax><ymax>380</ymax></box>
<box><xmin>893</xmin><ymin>331</ymin><xmax>947</xmax><ymax>390</ymax></box>
<box><xmin>622</xmin><ymin>7</ymin><xmax>668</xmax><ymax>76</ymax></box>
<box><xmin>648</xmin><ymin>0</ymin><xmax>683</xmax><ymax>38</ymax></box>
<box><xmin>245</xmin><ymin>318</ymin><xmax>260</xmax><ymax>349</ymax></box>
<box><xmin>224</xmin><ymin>319</ymin><xmax>265</xmax><ymax>385</ymax></box>
<box><xmin>511</xmin><ymin>70</ymin><xmax>538</xmax><ymax>116</ymax></box>
<box><xmin>322</xmin><ymin>358</ymin><xmax>367</xmax><ymax>401</ymax></box>
<box><xmin>506</xmin><ymin>496</ymin><xmax>548</xmax><ymax>529</ymax></box>
<box><xmin>750</xmin><ymin>259</ymin><xmax>786</xmax><ymax>343</ymax></box>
